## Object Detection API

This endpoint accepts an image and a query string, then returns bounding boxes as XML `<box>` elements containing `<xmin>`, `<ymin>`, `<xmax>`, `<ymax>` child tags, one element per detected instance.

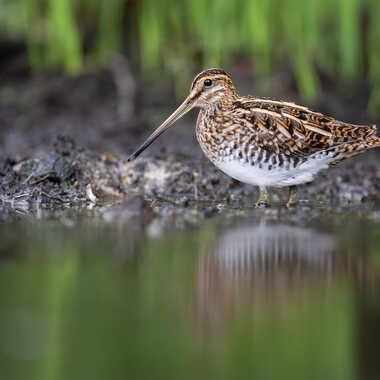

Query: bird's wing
<box><xmin>231</xmin><ymin>98</ymin><xmax>377</xmax><ymax>158</ymax></box>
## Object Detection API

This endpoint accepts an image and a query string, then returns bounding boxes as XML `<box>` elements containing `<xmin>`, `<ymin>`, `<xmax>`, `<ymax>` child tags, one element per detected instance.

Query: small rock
<box><xmin>86</xmin><ymin>184</ymin><xmax>97</xmax><ymax>203</ymax></box>
<box><xmin>18</xmin><ymin>152</ymin><xmax>73</xmax><ymax>182</ymax></box>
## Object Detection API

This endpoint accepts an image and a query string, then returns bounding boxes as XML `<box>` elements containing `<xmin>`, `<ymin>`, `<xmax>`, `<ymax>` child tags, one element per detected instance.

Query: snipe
<box><xmin>128</xmin><ymin>69</ymin><xmax>380</xmax><ymax>207</ymax></box>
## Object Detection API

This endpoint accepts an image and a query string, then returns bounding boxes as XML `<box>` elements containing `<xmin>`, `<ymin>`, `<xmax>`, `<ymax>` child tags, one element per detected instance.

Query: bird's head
<box><xmin>128</xmin><ymin>69</ymin><xmax>236</xmax><ymax>161</ymax></box>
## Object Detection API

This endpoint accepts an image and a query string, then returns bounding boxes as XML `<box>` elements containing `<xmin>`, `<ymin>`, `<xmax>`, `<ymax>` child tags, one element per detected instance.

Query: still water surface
<box><xmin>0</xmin><ymin>204</ymin><xmax>379</xmax><ymax>380</ymax></box>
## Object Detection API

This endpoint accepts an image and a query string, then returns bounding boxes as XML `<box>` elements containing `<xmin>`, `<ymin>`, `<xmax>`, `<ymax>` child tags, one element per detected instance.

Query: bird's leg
<box><xmin>255</xmin><ymin>186</ymin><xmax>269</xmax><ymax>208</ymax></box>
<box><xmin>287</xmin><ymin>185</ymin><xmax>297</xmax><ymax>208</ymax></box>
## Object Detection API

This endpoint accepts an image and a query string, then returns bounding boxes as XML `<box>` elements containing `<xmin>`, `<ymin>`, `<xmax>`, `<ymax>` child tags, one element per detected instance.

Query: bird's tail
<box><xmin>366</xmin><ymin>124</ymin><xmax>380</xmax><ymax>147</ymax></box>
<box><xmin>367</xmin><ymin>136</ymin><xmax>380</xmax><ymax>148</ymax></box>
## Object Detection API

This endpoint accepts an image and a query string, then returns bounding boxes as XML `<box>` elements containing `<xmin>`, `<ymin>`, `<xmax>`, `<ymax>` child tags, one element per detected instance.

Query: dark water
<box><xmin>0</xmin><ymin>204</ymin><xmax>380</xmax><ymax>380</ymax></box>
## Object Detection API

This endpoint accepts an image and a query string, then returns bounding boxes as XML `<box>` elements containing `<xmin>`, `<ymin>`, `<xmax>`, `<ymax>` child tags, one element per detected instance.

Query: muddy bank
<box><xmin>1</xmin><ymin>134</ymin><xmax>379</xmax><ymax>221</ymax></box>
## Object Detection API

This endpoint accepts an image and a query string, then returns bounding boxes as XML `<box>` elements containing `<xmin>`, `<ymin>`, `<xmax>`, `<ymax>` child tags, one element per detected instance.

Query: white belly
<box><xmin>213</xmin><ymin>153</ymin><xmax>340</xmax><ymax>187</ymax></box>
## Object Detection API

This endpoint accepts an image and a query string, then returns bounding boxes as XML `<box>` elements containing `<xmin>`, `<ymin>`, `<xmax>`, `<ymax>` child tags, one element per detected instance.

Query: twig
<box><xmin>24</xmin><ymin>174</ymin><xmax>49</xmax><ymax>185</ymax></box>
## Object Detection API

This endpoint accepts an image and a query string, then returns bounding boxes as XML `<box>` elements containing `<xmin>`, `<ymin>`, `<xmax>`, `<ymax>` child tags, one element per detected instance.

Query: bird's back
<box><xmin>229</xmin><ymin>98</ymin><xmax>379</xmax><ymax>160</ymax></box>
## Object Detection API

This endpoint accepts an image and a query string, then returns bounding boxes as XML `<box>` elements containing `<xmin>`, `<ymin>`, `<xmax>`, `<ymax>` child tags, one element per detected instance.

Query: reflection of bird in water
<box><xmin>195</xmin><ymin>222</ymin><xmax>373</xmax><ymax>335</ymax></box>
<box><xmin>214</xmin><ymin>224</ymin><xmax>337</xmax><ymax>275</ymax></box>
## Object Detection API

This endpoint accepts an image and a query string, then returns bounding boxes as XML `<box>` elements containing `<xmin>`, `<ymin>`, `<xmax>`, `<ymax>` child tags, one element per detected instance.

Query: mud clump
<box><xmin>0</xmin><ymin>135</ymin><xmax>247</xmax><ymax>208</ymax></box>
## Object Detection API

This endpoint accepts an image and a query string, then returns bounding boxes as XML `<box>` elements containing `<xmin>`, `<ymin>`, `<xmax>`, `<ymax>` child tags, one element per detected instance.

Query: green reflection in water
<box><xmin>0</xmin><ymin>214</ymin><xmax>377</xmax><ymax>380</ymax></box>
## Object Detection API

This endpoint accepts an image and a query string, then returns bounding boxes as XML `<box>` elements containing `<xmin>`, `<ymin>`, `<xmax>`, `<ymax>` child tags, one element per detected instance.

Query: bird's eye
<box><xmin>204</xmin><ymin>79</ymin><xmax>212</xmax><ymax>86</ymax></box>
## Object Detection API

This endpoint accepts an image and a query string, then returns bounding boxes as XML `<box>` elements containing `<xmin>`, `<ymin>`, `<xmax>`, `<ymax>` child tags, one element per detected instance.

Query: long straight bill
<box><xmin>127</xmin><ymin>97</ymin><xmax>195</xmax><ymax>161</ymax></box>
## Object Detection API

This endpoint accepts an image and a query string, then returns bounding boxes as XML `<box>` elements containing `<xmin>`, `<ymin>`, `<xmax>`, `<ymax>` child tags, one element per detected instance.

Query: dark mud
<box><xmin>0</xmin><ymin>133</ymin><xmax>379</xmax><ymax>223</ymax></box>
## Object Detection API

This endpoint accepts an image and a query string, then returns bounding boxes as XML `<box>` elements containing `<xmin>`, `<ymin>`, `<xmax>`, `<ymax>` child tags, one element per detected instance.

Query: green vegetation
<box><xmin>0</xmin><ymin>0</ymin><xmax>379</xmax><ymax>114</ymax></box>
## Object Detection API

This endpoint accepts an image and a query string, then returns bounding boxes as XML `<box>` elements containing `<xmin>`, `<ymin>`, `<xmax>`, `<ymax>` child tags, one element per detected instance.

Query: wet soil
<box><xmin>1</xmin><ymin>65</ymin><xmax>380</xmax><ymax>221</ymax></box>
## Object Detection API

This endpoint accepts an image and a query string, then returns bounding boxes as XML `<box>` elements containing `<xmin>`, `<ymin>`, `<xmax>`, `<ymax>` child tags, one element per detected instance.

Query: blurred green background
<box><xmin>0</xmin><ymin>0</ymin><xmax>379</xmax><ymax>114</ymax></box>
<box><xmin>1</xmin><ymin>213</ymin><xmax>379</xmax><ymax>380</ymax></box>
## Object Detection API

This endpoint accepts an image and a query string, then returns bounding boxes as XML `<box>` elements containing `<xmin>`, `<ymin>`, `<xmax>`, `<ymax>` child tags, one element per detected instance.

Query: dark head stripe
<box><xmin>191</xmin><ymin>68</ymin><xmax>232</xmax><ymax>89</ymax></box>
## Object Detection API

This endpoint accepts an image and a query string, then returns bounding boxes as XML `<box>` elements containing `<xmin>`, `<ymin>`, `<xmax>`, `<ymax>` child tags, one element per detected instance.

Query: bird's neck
<box><xmin>202</xmin><ymin>91</ymin><xmax>239</xmax><ymax>116</ymax></box>
<box><xmin>196</xmin><ymin>91</ymin><xmax>240</xmax><ymax>161</ymax></box>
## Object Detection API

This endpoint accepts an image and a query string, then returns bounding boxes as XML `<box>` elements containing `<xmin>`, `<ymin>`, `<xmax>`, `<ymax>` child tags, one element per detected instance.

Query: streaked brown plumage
<box><xmin>128</xmin><ymin>68</ymin><xmax>380</xmax><ymax>206</ymax></box>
